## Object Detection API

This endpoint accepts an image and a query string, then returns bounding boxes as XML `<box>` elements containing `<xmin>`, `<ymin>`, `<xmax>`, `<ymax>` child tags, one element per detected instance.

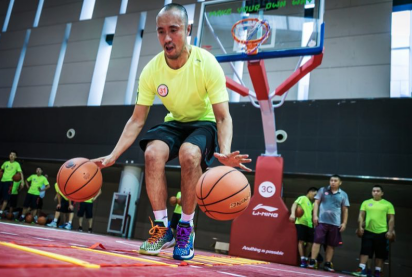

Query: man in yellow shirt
<box><xmin>0</xmin><ymin>151</ymin><xmax>23</xmax><ymax>218</ymax></box>
<box><xmin>77</xmin><ymin>189</ymin><xmax>101</xmax><ymax>233</ymax></box>
<box><xmin>47</xmin><ymin>183</ymin><xmax>74</xmax><ymax>230</ymax></box>
<box><xmin>18</xmin><ymin>167</ymin><xmax>49</xmax><ymax>221</ymax></box>
<box><xmin>93</xmin><ymin>3</ymin><xmax>251</xmax><ymax>261</ymax></box>
<box><xmin>353</xmin><ymin>185</ymin><xmax>395</xmax><ymax>277</ymax></box>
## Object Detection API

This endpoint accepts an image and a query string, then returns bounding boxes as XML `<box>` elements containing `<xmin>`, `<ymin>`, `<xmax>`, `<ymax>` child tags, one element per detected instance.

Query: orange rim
<box><xmin>231</xmin><ymin>18</ymin><xmax>271</xmax><ymax>54</ymax></box>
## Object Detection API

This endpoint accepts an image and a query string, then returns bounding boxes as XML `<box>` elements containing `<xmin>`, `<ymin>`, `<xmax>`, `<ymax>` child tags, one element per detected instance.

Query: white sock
<box><xmin>181</xmin><ymin>212</ymin><xmax>195</xmax><ymax>225</ymax></box>
<box><xmin>301</xmin><ymin>256</ymin><xmax>307</xmax><ymax>260</ymax></box>
<box><xmin>68</xmin><ymin>221</ymin><xmax>72</xmax><ymax>224</ymax></box>
<box><xmin>53</xmin><ymin>218</ymin><xmax>58</xmax><ymax>222</ymax></box>
<box><xmin>359</xmin><ymin>263</ymin><xmax>366</xmax><ymax>270</ymax></box>
<box><xmin>153</xmin><ymin>209</ymin><xmax>168</xmax><ymax>227</ymax></box>
<box><xmin>375</xmin><ymin>267</ymin><xmax>381</xmax><ymax>272</ymax></box>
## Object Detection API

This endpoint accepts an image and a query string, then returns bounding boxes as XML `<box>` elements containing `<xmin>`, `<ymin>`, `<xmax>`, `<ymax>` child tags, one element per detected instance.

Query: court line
<box><xmin>0</xmin><ymin>231</ymin><xmax>17</xmax><ymax>236</ymax></box>
<box><xmin>72</xmin><ymin>246</ymin><xmax>177</xmax><ymax>267</ymax></box>
<box><xmin>69</xmin><ymin>243</ymin><xmax>87</xmax><ymax>247</ymax></box>
<box><xmin>33</xmin><ymin>237</ymin><xmax>54</xmax><ymax>241</ymax></box>
<box><xmin>247</xmin><ymin>264</ymin><xmax>336</xmax><ymax>276</ymax></box>
<box><xmin>115</xmin><ymin>240</ymin><xmax>141</xmax><ymax>247</ymax></box>
<box><xmin>218</xmin><ymin>272</ymin><xmax>246</xmax><ymax>277</ymax></box>
<box><xmin>0</xmin><ymin>241</ymin><xmax>100</xmax><ymax>268</ymax></box>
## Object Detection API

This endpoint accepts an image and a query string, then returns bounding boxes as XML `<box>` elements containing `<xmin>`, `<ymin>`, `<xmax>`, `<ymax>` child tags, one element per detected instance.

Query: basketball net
<box><xmin>231</xmin><ymin>18</ymin><xmax>271</xmax><ymax>55</ymax></box>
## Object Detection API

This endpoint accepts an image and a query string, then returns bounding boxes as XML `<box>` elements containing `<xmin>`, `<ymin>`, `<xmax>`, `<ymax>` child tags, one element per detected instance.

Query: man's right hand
<box><xmin>313</xmin><ymin>216</ymin><xmax>319</xmax><ymax>226</ymax></box>
<box><xmin>92</xmin><ymin>155</ymin><xmax>116</xmax><ymax>169</ymax></box>
<box><xmin>356</xmin><ymin>227</ymin><xmax>364</xmax><ymax>238</ymax></box>
<box><xmin>289</xmin><ymin>215</ymin><xmax>296</xmax><ymax>222</ymax></box>
<box><xmin>56</xmin><ymin>204</ymin><xmax>61</xmax><ymax>209</ymax></box>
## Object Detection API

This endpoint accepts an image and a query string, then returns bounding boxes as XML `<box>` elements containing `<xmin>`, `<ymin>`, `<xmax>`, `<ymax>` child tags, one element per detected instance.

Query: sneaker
<box><xmin>300</xmin><ymin>258</ymin><xmax>308</xmax><ymax>268</ymax></box>
<box><xmin>18</xmin><ymin>216</ymin><xmax>25</xmax><ymax>222</ymax></box>
<box><xmin>324</xmin><ymin>262</ymin><xmax>335</xmax><ymax>272</ymax></box>
<box><xmin>139</xmin><ymin>218</ymin><xmax>175</xmax><ymax>255</ymax></box>
<box><xmin>47</xmin><ymin>221</ymin><xmax>57</xmax><ymax>228</ymax></box>
<box><xmin>64</xmin><ymin>223</ymin><xmax>72</xmax><ymax>230</ymax></box>
<box><xmin>88</xmin><ymin>228</ymin><xmax>92</xmax><ymax>233</ymax></box>
<box><xmin>173</xmin><ymin>221</ymin><xmax>195</xmax><ymax>260</ymax></box>
<box><xmin>352</xmin><ymin>267</ymin><xmax>367</xmax><ymax>277</ymax></box>
<box><xmin>374</xmin><ymin>270</ymin><xmax>381</xmax><ymax>277</ymax></box>
<box><xmin>308</xmin><ymin>259</ymin><xmax>318</xmax><ymax>269</ymax></box>
<box><xmin>78</xmin><ymin>227</ymin><xmax>83</xmax><ymax>232</ymax></box>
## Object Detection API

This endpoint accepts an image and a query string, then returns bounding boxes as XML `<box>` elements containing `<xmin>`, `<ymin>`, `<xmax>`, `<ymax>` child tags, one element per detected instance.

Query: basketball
<box><xmin>295</xmin><ymin>205</ymin><xmax>304</xmax><ymax>218</ymax></box>
<box><xmin>12</xmin><ymin>172</ymin><xmax>21</xmax><ymax>182</ymax></box>
<box><xmin>25</xmin><ymin>214</ymin><xmax>33</xmax><ymax>223</ymax></box>
<box><xmin>6</xmin><ymin>212</ymin><xmax>13</xmax><ymax>220</ymax></box>
<box><xmin>169</xmin><ymin>196</ymin><xmax>177</xmax><ymax>206</ymax></box>
<box><xmin>37</xmin><ymin>216</ymin><xmax>47</xmax><ymax>225</ymax></box>
<box><xmin>57</xmin><ymin>157</ymin><xmax>102</xmax><ymax>202</ymax></box>
<box><xmin>196</xmin><ymin>166</ymin><xmax>251</xmax><ymax>221</ymax></box>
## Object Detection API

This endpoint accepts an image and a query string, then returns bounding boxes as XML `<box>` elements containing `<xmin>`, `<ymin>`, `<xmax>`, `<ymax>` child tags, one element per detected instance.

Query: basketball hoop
<box><xmin>231</xmin><ymin>18</ymin><xmax>271</xmax><ymax>55</ymax></box>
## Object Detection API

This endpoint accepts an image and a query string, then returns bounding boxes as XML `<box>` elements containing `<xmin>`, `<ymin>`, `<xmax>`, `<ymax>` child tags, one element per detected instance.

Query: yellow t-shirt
<box><xmin>1</xmin><ymin>161</ymin><xmax>22</xmax><ymax>182</ymax></box>
<box><xmin>27</xmin><ymin>174</ymin><xmax>49</xmax><ymax>196</ymax></box>
<box><xmin>174</xmin><ymin>191</ymin><xmax>182</xmax><ymax>214</ymax></box>
<box><xmin>294</xmin><ymin>195</ymin><xmax>314</xmax><ymax>228</ymax></box>
<box><xmin>360</xmin><ymin>198</ymin><xmax>395</xmax><ymax>234</ymax></box>
<box><xmin>55</xmin><ymin>183</ymin><xmax>68</xmax><ymax>201</ymax></box>
<box><xmin>136</xmin><ymin>46</ymin><xmax>228</xmax><ymax>122</ymax></box>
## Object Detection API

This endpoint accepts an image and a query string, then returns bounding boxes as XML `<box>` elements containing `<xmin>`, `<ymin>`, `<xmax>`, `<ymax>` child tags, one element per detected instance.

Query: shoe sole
<box><xmin>139</xmin><ymin>238</ymin><xmax>176</xmax><ymax>255</ymax></box>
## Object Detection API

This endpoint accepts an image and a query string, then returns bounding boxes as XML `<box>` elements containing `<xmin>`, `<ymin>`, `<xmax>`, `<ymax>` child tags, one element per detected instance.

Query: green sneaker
<box><xmin>139</xmin><ymin>218</ymin><xmax>175</xmax><ymax>255</ymax></box>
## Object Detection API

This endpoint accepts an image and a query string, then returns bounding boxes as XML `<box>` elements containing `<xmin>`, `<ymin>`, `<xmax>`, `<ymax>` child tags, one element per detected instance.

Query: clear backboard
<box><xmin>196</xmin><ymin>0</ymin><xmax>324</xmax><ymax>62</ymax></box>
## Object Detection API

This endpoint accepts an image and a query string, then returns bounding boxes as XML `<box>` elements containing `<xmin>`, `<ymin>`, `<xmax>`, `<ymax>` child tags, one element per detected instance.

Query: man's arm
<box><xmin>93</xmin><ymin>189</ymin><xmax>102</xmax><ymax>201</ymax></box>
<box><xmin>340</xmin><ymin>206</ymin><xmax>348</xmax><ymax>232</ymax></box>
<box><xmin>312</xmin><ymin>199</ymin><xmax>320</xmax><ymax>226</ymax></box>
<box><xmin>387</xmin><ymin>214</ymin><xmax>395</xmax><ymax>241</ymax></box>
<box><xmin>93</xmin><ymin>104</ymin><xmax>150</xmax><ymax>168</ymax></box>
<box><xmin>357</xmin><ymin>210</ymin><xmax>366</xmax><ymax>237</ymax></box>
<box><xmin>289</xmin><ymin>202</ymin><xmax>298</xmax><ymax>222</ymax></box>
<box><xmin>212</xmin><ymin>102</ymin><xmax>252</xmax><ymax>171</ymax></box>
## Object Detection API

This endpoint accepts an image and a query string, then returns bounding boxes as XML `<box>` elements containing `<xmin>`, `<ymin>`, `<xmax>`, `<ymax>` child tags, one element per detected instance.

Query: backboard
<box><xmin>196</xmin><ymin>0</ymin><xmax>324</xmax><ymax>62</ymax></box>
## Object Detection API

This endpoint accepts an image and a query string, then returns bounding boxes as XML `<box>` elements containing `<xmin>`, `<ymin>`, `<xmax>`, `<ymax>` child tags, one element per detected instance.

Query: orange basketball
<box><xmin>37</xmin><ymin>216</ymin><xmax>47</xmax><ymax>225</ymax></box>
<box><xmin>12</xmin><ymin>172</ymin><xmax>21</xmax><ymax>182</ymax></box>
<box><xmin>196</xmin><ymin>166</ymin><xmax>251</xmax><ymax>221</ymax></box>
<box><xmin>6</xmin><ymin>212</ymin><xmax>13</xmax><ymax>220</ymax></box>
<box><xmin>25</xmin><ymin>214</ymin><xmax>33</xmax><ymax>223</ymax></box>
<box><xmin>296</xmin><ymin>205</ymin><xmax>304</xmax><ymax>218</ymax></box>
<box><xmin>57</xmin><ymin>157</ymin><xmax>102</xmax><ymax>202</ymax></box>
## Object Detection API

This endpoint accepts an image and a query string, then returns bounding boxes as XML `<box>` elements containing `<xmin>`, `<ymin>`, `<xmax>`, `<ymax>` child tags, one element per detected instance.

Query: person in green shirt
<box><xmin>169</xmin><ymin>191</ymin><xmax>182</xmax><ymax>234</ymax></box>
<box><xmin>0</xmin><ymin>151</ymin><xmax>24</xmax><ymax>218</ymax></box>
<box><xmin>353</xmin><ymin>185</ymin><xmax>395</xmax><ymax>277</ymax></box>
<box><xmin>47</xmin><ymin>182</ymin><xmax>74</xmax><ymax>230</ymax></box>
<box><xmin>289</xmin><ymin>187</ymin><xmax>318</xmax><ymax>268</ymax></box>
<box><xmin>77</xmin><ymin>189</ymin><xmax>101</xmax><ymax>233</ymax></box>
<box><xmin>18</xmin><ymin>167</ymin><xmax>49</xmax><ymax>221</ymax></box>
<box><xmin>8</xmin><ymin>179</ymin><xmax>24</xmax><ymax>217</ymax></box>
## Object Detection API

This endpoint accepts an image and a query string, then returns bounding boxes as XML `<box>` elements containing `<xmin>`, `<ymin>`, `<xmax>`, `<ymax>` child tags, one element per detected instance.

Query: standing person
<box><xmin>46</xmin><ymin>183</ymin><xmax>74</xmax><ymax>230</ymax></box>
<box><xmin>93</xmin><ymin>3</ymin><xmax>251</xmax><ymax>261</ymax></box>
<box><xmin>8</xmin><ymin>177</ymin><xmax>24</xmax><ymax>218</ymax></box>
<box><xmin>352</xmin><ymin>185</ymin><xmax>395</xmax><ymax>277</ymax></box>
<box><xmin>308</xmin><ymin>175</ymin><xmax>350</xmax><ymax>272</ymax></box>
<box><xmin>36</xmin><ymin>174</ymin><xmax>49</xmax><ymax>221</ymax></box>
<box><xmin>0</xmin><ymin>151</ymin><xmax>23</xmax><ymax>218</ymax></box>
<box><xmin>289</xmin><ymin>187</ymin><xmax>318</xmax><ymax>267</ymax></box>
<box><xmin>169</xmin><ymin>191</ymin><xmax>182</xmax><ymax>234</ymax></box>
<box><xmin>18</xmin><ymin>167</ymin><xmax>49</xmax><ymax>221</ymax></box>
<box><xmin>77</xmin><ymin>189</ymin><xmax>101</xmax><ymax>233</ymax></box>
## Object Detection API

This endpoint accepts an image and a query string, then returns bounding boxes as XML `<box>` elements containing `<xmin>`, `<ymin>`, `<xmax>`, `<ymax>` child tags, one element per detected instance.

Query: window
<box><xmin>391</xmin><ymin>10</ymin><xmax>411</xmax><ymax>97</ymax></box>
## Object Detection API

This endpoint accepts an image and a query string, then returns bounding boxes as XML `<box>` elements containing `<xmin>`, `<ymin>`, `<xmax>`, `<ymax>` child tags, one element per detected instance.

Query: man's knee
<box><xmin>145</xmin><ymin>142</ymin><xmax>169</xmax><ymax>165</ymax></box>
<box><xmin>179</xmin><ymin>144</ymin><xmax>201</xmax><ymax>168</ymax></box>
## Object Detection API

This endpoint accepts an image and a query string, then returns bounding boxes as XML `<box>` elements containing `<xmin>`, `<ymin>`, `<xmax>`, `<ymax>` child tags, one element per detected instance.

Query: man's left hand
<box><xmin>214</xmin><ymin>151</ymin><xmax>252</xmax><ymax>172</ymax></box>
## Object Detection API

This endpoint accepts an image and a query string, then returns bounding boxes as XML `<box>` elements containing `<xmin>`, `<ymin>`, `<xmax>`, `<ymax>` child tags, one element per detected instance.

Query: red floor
<box><xmin>0</xmin><ymin>221</ymin><xmax>349</xmax><ymax>277</ymax></box>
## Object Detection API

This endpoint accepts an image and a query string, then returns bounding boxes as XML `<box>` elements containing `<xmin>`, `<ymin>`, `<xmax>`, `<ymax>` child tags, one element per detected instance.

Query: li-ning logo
<box><xmin>157</xmin><ymin>84</ymin><xmax>168</xmax><ymax>97</ymax></box>
<box><xmin>65</xmin><ymin>161</ymin><xmax>76</xmax><ymax>169</ymax></box>
<box><xmin>230</xmin><ymin>195</ymin><xmax>250</xmax><ymax>209</ymax></box>
<box><xmin>252</xmin><ymin>204</ymin><xmax>278</xmax><ymax>218</ymax></box>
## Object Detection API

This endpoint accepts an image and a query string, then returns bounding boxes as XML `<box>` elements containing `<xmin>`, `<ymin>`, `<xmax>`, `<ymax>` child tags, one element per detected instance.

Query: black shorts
<box><xmin>77</xmin><ymin>202</ymin><xmax>93</xmax><ymax>218</ymax></box>
<box><xmin>23</xmin><ymin>193</ymin><xmax>39</xmax><ymax>209</ymax></box>
<box><xmin>139</xmin><ymin>121</ymin><xmax>218</xmax><ymax>170</ymax></box>
<box><xmin>37</xmin><ymin>198</ymin><xmax>43</xmax><ymax>210</ymax></box>
<box><xmin>296</xmin><ymin>224</ymin><xmax>314</xmax><ymax>243</ymax></box>
<box><xmin>170</xmin><ymin>212</ymin><xmax>181</xmax><ymax>229</ymax></box>
<box><xmin>0</xmin><ymin>181</ymin><xmax>12</xmax><ymax>201</ymax></box>
<box><xmin>360</xmin><ymin>230</ymin><xmax>387</xmax><ymax>259</ymax></box>
<box><xmin>57</xmin><ymin>198</ymin><xmax>73</xmax><ymax>213</ymax></box>
<box><xmin>9</xmin><ymin>194</ymin><xmax>18</xmax><ymax>208</ymax></box>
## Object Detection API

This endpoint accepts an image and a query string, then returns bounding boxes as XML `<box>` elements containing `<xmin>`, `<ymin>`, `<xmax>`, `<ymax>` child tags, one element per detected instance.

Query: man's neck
<box><xmin>166</xmin><ymin>45</ymin><xmax>191</xmax><ymax>69</ymax></box>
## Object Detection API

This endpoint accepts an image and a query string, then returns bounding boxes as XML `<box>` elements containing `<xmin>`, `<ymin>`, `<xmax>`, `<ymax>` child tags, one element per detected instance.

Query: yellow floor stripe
<box><xmin>72</xmin><ymin>246</ymin><xmax>177</xmax><ymax>267</ymax></box>
<box><xmin>229</xmin><ymin>256</ymin><xmax>270</xmax><ymax>264</ymax></box>
<box><xmin>198</xmin><ymin>255</ymin><xmax>269</xmax><ymax>265</ymax></box>
<box><xmin>0</xmin><ymin>241</ymin><xmax>99</xmax><ymax>269</ymax></box>
<box><xmin>161</xmin><ymin>252</ymin><xmax>233</xmax><ymax>266</ymax></box>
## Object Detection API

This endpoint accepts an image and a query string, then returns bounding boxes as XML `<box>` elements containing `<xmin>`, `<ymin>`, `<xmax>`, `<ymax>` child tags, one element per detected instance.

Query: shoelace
<box><xmin>147</xmin><ymin>217</ymin><xmax>168</xmax><ymax>244</ymax></box>
<box><xmin>176</xmin><ymin>224</ymin><xmax>192</xmax><ymax>248</ymax></box>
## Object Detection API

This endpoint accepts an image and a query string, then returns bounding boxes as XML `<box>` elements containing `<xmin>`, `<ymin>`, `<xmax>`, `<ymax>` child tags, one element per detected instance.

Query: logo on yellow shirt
<box><xmin>157</xmin><ymin>84</ymin><xmax>169</xmax><ymax>97</ymax></box>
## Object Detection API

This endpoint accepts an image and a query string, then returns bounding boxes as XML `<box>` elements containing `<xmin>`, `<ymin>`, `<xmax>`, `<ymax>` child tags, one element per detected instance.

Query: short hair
<box><xmin>306</xmin><ymin>187</ymin><xmax>318</xmax><ymax>194</ymax></box>
<box><xmin>373</xmin><ymin>185</ymin><xmax>384</xmax><ymax>192</ymax></box>
<box><xmin>331</xmin><ymin>174</ymin><xmax>341</xmax><ymax>181</ymax></box>
<box><xmin>37</xmin><ymin>167</ymin><xmax>43</xmax><ymax>172</ymax></box>
<box><xmin>158</xmin><ymin>3</ymin><xmax>188</xmax><ymax>28</ymax></box>
<box><xmin>10</xmin><ymin>150</ymin><xmax>18</xmax><ymax>156</ymax></box>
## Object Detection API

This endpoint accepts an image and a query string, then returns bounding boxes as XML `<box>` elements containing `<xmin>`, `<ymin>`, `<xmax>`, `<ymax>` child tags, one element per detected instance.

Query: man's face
<box><xmin>156</xmin><ymin>9</ymin><xmax>189</xmax><ymax>60</ymax></box>
<box><xmin>329</xmin><ymin>177</ymin><xmax>342</xmax><ymax>189</ymax></box>
<box><xmin>36</xmin><ymin>168</ymin><xmax>42</xmax><ymax>175</ymax></box>
<box><xmin>372</xmin><ymin>187</ymin><xmax>384</xmax><ymax>200</ymax></box>
<box><xmin>308</xmin><ymin>190</ymin><xmax>318</xmax><ymax>201</ymax></box>
<box><xmin>9</xmin><ymin>152</ymin><xmax>16</xmax><ymax>161</ymax></box>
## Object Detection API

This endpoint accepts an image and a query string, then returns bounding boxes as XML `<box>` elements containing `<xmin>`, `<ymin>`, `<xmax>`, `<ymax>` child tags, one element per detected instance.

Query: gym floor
<box><xmin>0</xmin><ymin>221</ymin><xmax>347</xmax><ymax>277</ymax></box>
